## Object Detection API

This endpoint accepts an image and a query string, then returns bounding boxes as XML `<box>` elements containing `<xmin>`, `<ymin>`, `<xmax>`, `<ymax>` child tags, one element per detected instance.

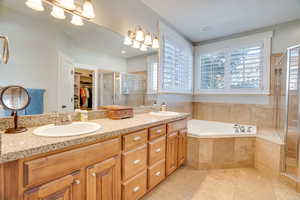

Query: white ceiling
<box><xmin>141</xmin><ymin>0</ymin><xmax>300</xmax><ymax>42</ymax></box>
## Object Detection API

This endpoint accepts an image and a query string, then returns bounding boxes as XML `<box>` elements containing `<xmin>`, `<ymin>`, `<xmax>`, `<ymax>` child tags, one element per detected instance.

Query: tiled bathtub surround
<box><xmin>187</xmin><ymin>136</ymin><xmax>256</xmax><ymax>169</ymax></box>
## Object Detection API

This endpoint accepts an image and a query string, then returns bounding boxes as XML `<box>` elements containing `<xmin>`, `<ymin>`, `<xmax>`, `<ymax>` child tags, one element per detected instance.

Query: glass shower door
<box><xmin>285</xmin><ymin>45</ymin><xmax>300</xmax><ymax>177</ymax></box>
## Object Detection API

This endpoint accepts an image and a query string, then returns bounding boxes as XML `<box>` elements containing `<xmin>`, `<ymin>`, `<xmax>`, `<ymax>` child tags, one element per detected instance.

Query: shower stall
<box><xmin>280</xmin><ymin>44</ymin><xmax>300</xmax><ymax>179</ymax></box>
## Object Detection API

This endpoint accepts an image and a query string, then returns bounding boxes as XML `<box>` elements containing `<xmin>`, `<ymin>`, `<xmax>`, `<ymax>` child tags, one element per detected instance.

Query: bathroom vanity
<box><xmin>0</xmin><ymin>113</ymin><xmax>188</xmax><ymax>200</ymax></box>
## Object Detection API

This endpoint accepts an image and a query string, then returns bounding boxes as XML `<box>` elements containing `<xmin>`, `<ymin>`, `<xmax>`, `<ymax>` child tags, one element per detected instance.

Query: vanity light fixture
<box><xmin>132</xmin><ymin>40</ymin><xmax>140</xmax><ymax>49</ymax></box>
<box><xmin>144</xmin><ymin>32</ymin><xmax>152</xmax><ymax>46</ymax></box>
<box><xmin>82</xmin><ymin>0</ymin><xmax>96</xmax><ymax>19</ymax></box>
<box><xmin>124</xmin><ymin>26</ymin><xmax>159</xmax><ymax>51</ymax></box>
<box><xmin>25</xmin><ymin>0</ymin><xmax>45</xmax><ymax>11</ymax></box>
<box><xmin>140</xmin><ymin>44</ymin><xmax>148</xmax><ymax>51</ymax></box>
<box><xmin>135</xmin><ymin>26</ymin><xmax>144</xmax><ymax>42</ymax></box>
<box><xmin>71</xmin><ymin>14</ymin><xmax>84</xmax><ymax>26</ymax></box>
<box><xmin>25</xmin><ymin>0</ymin><xmax>96</xmax><ymax>26</ymax></box>
<box><xmin>60</xmin><ymin>0</ymin><xmax>75</xmax><ymax>10</ymax></box>
<box><xmin>51</xmin><ymin>5</ymin><xmax>66</xmax><ymax>19</ymax></box>
<box><xmin>152</xmin><ymin>36</ymin><xmax>159</xmax><ymax>49</ymax></box>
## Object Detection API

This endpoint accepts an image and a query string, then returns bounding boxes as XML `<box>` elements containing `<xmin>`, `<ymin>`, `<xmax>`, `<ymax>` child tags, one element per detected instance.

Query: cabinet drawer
<box><xmin>148</xmin><ymin>137</ymin><xmax>166</xmax><ymax>166</ymax></box>
<box><xmin>167</xmin><ymin>119</ymin><xmax>187</xmax><ymax>133</ymax></box>
<box><xmin>122</xmin><ymin>170</ymin><xmax>147</xmax><ymax>200</ymax></box>
<box><xmin>149</xmin><ymin>125</ymin><xmax>166</xmax><ymax>140</ymax></box>
<box><xmin>24</xmin><ymin>138</ymin><xmax>121</xmax><ymax>187</ymax></box>
<box><xmin>148</xmin><ymin>160</ymin><xmax>165</xmax><ymax>190</ymax></box>
<box><xmin>122</xmin><ymin>145</ymin><xmax>147</xmax><ymax>181</ymax></box>
<box><xmin>123</xmin><ymin>129</ymin><xmax>148</xmax><ymax>152</ymax></box>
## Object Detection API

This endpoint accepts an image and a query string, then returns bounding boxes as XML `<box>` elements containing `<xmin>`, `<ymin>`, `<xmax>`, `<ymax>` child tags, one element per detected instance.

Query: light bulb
<box><xmin>135</xmin><ymin>27</ymin><xmax>144</xmax><ymax>42</ymax></box>
<box><xmin>124</xmin><ymin>36</ymin><xmax>132</xmax><ymax>46</ymax></box>
<box><xmin>71</xmin><ymin>14</ymin><xmax>84</xmax><ymax>26</ymax></box>
<box><xmin>25</xmin><ymin>0</ymin><xmax>44</xmax><ymax>11</ymax></box>
<box><xmin>152</xmin><ymin>37</ymin><xmax>159</xmax><ymax>49</ymax></box>
<box><xmin>82</xmin><ymin>0</ymin><xmax>95</xmax><ymax>19</ymax></box>
<box><xmin>144</xmin><ymin>33</ymin><xmax>152</xmax><ymax>46</ymax></box>
<box><xmin>60</xmin><ymin>0</ymin><xmax>76</xmax><ymax>10</ymax></box>
<box><xmin>132</xmin><ymin>40</ymin><xmax>140</xmax><ymax>49</ymax></box>
<box><xmin>51</xmin><ymin>6</ymin><xmax>66</xmax><ymax>19</ymax></box>
<box><xmin>140</xmin><ymin>44</ymin><xmax>148</xmax><ymax>52</ymax></box>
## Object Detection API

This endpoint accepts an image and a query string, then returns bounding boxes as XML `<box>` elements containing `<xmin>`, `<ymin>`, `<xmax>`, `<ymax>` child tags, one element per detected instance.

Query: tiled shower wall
<box><xmin>192</xmin><ymin>102</ymin><xmax>276</xmax><ymax>128</ymax></box>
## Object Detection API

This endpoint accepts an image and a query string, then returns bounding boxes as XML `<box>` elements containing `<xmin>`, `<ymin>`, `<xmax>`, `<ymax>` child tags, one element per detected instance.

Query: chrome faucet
<box><xmin>55</xmin><ymin>112</ymin><xmax>72</xmax><ymax>126</ymax></box>
<box><xmin>0</xmin><ymin>36</ymin><xmax>9</xmax><ymax>64</ymax></box>
<box><xmin>234</xmin><ymin>124</ymin><xmax>239</xmax><ymax>133</ymax></box>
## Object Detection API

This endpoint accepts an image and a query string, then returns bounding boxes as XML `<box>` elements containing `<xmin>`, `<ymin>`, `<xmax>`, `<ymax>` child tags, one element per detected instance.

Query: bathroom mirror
<box><xmin>0</xmin><ymin>85</ymin><xmax>31</xmax><ymax>133</ymax></box>
<box><xmin>0</xmin><ymin>0</ymin><xmax>159</xmax><ymax>117</ymax></box>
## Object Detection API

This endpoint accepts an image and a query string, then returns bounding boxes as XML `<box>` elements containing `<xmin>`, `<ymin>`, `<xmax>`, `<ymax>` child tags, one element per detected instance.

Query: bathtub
<box><xmin>188</xmin><ymin>120</ymin><xmax>256</xmax><ymax>138</ymax></box>
<box><xmin>187</xmin><ymin>120</ymin><xmax>256</xmax><ymax>169</ymax></box>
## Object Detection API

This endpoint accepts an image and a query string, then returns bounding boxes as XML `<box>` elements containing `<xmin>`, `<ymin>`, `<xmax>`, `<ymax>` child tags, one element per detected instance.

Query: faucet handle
<box><xmin>247</xmin><ymin>126</ymin><xmax>252</xmax><ymax>133</ymax></box>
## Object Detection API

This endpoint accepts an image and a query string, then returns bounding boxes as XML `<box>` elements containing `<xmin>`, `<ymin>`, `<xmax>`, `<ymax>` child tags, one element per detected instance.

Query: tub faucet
<box><xmin>239</xmin><ymin>126</ymin><xmax>246</xmax><ymax>133</ymax></box>
<box><xmin>247</xmin><ymin>126</ymin><xmax>252</xmax><ymax>133</ymax></box>
<box><xmin>234</xmin><ymin>124</ymin><xmax>239</xmax><ymax>133</ymax></box>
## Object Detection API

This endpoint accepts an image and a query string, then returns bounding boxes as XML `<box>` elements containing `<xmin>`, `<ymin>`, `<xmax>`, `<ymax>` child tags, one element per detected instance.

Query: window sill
<box><xmin>194</xmin><ymin>90</ymin><xmax>271</xmax><ymax>95</ymax></box>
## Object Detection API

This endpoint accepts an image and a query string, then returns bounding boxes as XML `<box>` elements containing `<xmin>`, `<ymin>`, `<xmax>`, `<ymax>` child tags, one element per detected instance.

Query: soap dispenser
<box><xmin>160</xmin><ymin>102</ymin><xmax>167</xmax><ymax>112</ymax></box>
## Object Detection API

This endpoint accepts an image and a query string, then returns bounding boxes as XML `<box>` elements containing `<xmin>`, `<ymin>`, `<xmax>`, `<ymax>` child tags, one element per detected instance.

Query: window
<box><xmin>147</xmin><ymin>55</ymin><xmax>158</xmax><ymax>94</ymax></box>
<box><xmin>200</xmin><ymin>52</ymin><xmax>225</xmax><ymax>89</ymax></box>
<box><xmin>160</xmin><ymin>37</ymin><xmax>193</xmax><ymax>93</ymax></box>
<box><xmin>288</xmin><ymin>46</ymin><xmax>300</xmax><ymax>91</ymax></box>
<box><xmin>195</xmin><ymin>32</ymin><xmax>272</xmax><ymax>94</ymax></box>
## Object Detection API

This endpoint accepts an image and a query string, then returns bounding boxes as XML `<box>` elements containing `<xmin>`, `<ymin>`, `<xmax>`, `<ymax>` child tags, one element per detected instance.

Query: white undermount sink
<box><xmin>149</xmin><ymin>111</ymin><xmax>180</xmax><ymax>116</ymax></box>
<box><xmin>33</xmin><ymin>122</ymin><xmax>101</xmax><ymax>137</ymax></box>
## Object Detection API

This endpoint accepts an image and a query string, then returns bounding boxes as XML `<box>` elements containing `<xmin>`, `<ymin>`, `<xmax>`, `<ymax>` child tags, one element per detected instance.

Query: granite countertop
<box><xmin>0</xmin><ymin>113</ymin><xmax>189</xmax><ymax>163</ymax></box>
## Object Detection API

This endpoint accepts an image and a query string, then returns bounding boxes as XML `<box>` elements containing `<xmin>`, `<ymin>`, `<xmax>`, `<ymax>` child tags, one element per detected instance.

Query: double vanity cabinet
<box><xmin>0</xmin><ymin>118</ymin><xmax>187</xmax><ymax>200</ymax></box>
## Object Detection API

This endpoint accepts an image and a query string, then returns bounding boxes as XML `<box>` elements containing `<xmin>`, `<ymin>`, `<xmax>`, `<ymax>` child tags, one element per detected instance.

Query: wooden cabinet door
<box><xmin>87</xmin><ymin>156</ymin><xmax>121</xmax><ymax>200</ymax></box>
<box><xmin>24</xmin><ymin>171</ymin><xmax>81</xmax><ymax>200</ymax></box>
<box><xmin>166</xmin><ymin>132</ymin><xmax>178</xmax><ymax>176</ymax></box>
<box><xmin>178</xmin><ymin>129</ymin><xmax>187</xmax><ymax>167</ymax></box>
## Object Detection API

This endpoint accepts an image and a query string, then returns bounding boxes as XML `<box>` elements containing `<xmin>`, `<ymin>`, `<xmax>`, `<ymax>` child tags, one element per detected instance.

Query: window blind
<box><xmin>289</xmin><ymin>47</ymin><xmax>300</xmax><ymax>90</ymax></box>
<box><xmin>200</xmin><ymin>52</ymin><xmax>226</xmax><ymax>89</ymax></box>
<box><xmin>197</xmin><ymin>44</ymin><xmax>267</xmax><ymax>93</ymax></box>
<box><xmin>229</xmin><ymin>45</ymin><xmax>263</xmax><ymax>89</ymax></box>
<box><xmin>161</xmin><ymin>37</ymin><xmax>193</xmax><ymax>93</ymax></box>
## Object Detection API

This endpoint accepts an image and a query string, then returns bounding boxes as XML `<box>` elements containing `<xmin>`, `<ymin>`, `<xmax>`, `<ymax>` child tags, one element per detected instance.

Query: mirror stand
<box><xmin>5</xmin><ymin>111</ymin><xmax>27</xmax><ymax>134</ymax></box>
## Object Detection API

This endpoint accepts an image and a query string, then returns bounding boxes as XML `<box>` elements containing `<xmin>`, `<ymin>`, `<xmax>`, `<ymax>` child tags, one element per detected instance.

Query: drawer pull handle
<box><xmin>133</xmin><ymin>159</ymin><xmax>141</xmax><ymax>164</ymax></box>
<box><xmin>156</xmin><ymin>129</ymin><xmax>162</xmax><ymax>133</ymax></box>
<box><xmin>155</xmin><ymin>171</ymin><xmax>161</xmax><ymax>176</ymax></box>
<box><xmin>155</xmin><ymin>148</ymin><xmax>161</xmax><ymax>153</ymax></box>
<box><xmin>133</xmin><ymin>186</ymin><xmax>140</xmax><ymax>192</ymax></box>
<box><xmin>133</xmin><ymin>136</ymin><xmax>141</xmax><ymax>141</ymax></box>
<box><xmin>74</xmin><ymin>180</ymin><xmax>81</xmax><ymax>185</ymax></box>
<box><xmin>91</xmin><ymin>173</ymin><xmax>96</xmax><ymax>177</ymax></box>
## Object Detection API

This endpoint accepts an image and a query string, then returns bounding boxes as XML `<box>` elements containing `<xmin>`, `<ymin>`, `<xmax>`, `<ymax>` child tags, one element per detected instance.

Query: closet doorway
<box><xmin>74</xmin><ymin>68</ymin><xmax>95</xmax><ymax>111</ymax></box>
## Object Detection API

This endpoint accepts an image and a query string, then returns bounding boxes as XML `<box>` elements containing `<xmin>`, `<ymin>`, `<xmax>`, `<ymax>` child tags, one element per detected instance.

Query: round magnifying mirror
<box><xmin>0</xmin><ymin>86</ymin><xmax>31</xmax><ymax>134</ymax></box>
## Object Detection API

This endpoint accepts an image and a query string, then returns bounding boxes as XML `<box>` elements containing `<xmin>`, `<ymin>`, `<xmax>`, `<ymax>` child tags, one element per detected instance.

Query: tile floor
<box><xmin>142</xmin><ymin>167</ymin><xmax>300</xmax><ymax>200</ymax></box>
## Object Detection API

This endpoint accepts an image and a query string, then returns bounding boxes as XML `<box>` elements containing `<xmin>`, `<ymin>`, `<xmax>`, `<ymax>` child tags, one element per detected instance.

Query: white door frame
<box><xmin>57</xmin><ymin>52</ymin><xmax>75</xmax><ymax>112</ymax></box>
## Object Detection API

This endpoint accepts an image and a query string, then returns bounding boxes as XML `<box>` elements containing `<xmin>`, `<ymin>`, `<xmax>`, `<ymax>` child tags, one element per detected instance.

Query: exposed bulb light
<box><xmin>25</xmin><ymin>0</ymin><xmax>44</xmax><ymax>11</ymax></box>
<box><xmin>124</xmin><ymin>36</ymin><xmax>132</xmax><ymax>46</ymax></box>
<box><xmin>132</xmin><ymin>40</ymin><xmax>140</xmax><ymax>49</ymax></box>
<box><xmin>152</xmin><ymin>37</ymin><xmax>159</xmax><ymax>49</ymax></box>
<box><xmin>144</xmin><ymin>33</ymin><xmax>152</xmax><ymax>46</ymax></box>
<box><xmin>71</xmin><ymin>14</ymin><xmax>84</xmax><ymax>26</ymax></box>
<box><xmin>140</xmin><ymin>44</ymin><xmax>148</xmax><ymax>52</ymax></box>
<box><xmin>51</xmin><ymin>5</ymin><xmax>66</xmax><ymax>19</ymax></box>
<box><xmin>135</xmin><ymin>27</ymin><xmax>144</xmax><ymax>42</ymax></box>
<box><xmin>60</xmin><ymin>0</ymin><xmax>76</xmax><ymax>10</ymax></box>
<box><xmin>82</xmin><ymin>0</ymin><xmax>95</xmax><ymax>19</ymax></box>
